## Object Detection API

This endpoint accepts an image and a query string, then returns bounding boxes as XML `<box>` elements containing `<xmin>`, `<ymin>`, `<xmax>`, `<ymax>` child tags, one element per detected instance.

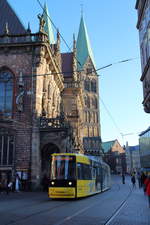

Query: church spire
<box><xmin>43</xmin><ymin>2</ymin><xmax>55</xmax><ymax>44</ymax></box>
<box><xmin>76</xmin><ymin>15</ymin><xmax>96</xmax><ymax>70</ymax></box>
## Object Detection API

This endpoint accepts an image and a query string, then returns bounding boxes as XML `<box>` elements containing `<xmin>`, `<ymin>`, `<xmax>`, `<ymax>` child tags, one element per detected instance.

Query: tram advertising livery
<box><xmin>49</xmin><ymin>153</ymin><xmax>111</xmax><ymax>199</ymax></box>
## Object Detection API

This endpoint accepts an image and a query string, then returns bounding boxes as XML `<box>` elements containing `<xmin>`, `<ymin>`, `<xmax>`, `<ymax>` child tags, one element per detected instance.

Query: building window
<box><xmin>86</xmin><ymin>68</ymin><xmax>93</xmax><ymax>75</ymax></box>
<box><xmin>0</xmin><ymin>135</ymin><xmax>14</xmax><ymax>166</ymax></box>
<box><xmin>84</xmin><ymin>79</ymin><xmax>90</xmax><ymax>91</ymax></box>
<box><xmin>0</xmin><ymin>70</ymin><xmax>14</xmax><ymax>118</ymax></box>
<box><xmin>91</xmin><ymin>80</ymin><xmax>97</xmax><ymax>93</ymax></box>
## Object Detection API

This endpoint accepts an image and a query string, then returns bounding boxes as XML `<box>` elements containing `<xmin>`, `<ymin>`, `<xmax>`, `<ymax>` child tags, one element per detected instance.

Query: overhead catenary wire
<box><xmin>36</xmin><ymin>0</ymin><xmax>82</xmax><ymax>68</ymax></box>
<box><xmin>100</xmin><ymin>97</ymin><xmax>123</xmax><ymax>138</ymax></box>
<box><xmin>0</xmin><ymin>57</ymin><xmax>138</xmax><ymax>81</ymax></box>
<box><xmin>36</xmin><ymin>0</ymin><xmax>139</xmax><ymax>74</ymax></box>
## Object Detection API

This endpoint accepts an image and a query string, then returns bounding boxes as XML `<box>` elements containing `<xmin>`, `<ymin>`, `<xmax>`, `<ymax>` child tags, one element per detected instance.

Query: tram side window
<box><xmin>77</xmin><ymin>163</ymin><xmax>92</xmax><ymax>180</ymax></box>
<box><xmin>77</xmin><ymin>163</ymin><xmax>82</xmax><ymax>179</ymax></box>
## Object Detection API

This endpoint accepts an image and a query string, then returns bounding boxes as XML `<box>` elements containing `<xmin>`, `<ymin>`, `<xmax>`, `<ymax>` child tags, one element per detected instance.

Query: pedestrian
<box><xmin>131</xmin><ymin>174</ymin><xmax>136</xmax><ymax>188</ymax></box>
<box><xmin>0</xmin><ymin>180</ymin><xmax>3</xmax><ymax>193</ymax></box>
<box><xmin>146</xmin><ymin>176</ymin><xmax>150</xmax><ymax>208</ymax></box>
<box><xmin>7</xmin><ymin>181</ymin><xmax>13</xmax><ymax>193</ymax></box>
<box><xmin>140</xmin><ymin>172</ymin><xmax>146</xmax><ymax>188</ymax></box>
<box><xmin>122</xmin><ymin>174</ymin><xmax>125</xmax><ymax>184</ymax></box>
<box><xmin>41</xmin><ymin>174</ymin><xmax>49</xmax><ymax>192</ymax></box>
<box><xmin>137</xmin><ymin>171</ymin><xmax>141</xmax><ymax>188</ymax></box>
<box><xmin>15</xmin><ymin>174</ymin><xmax>21</xmax><ymax>192</ymax></box>
<box><xmin>2</xmin><ymin>177</ymin><xmax>8</xmax><ymax>194</ymax></box>
<box><xmin>143</xmin><ymin>175</ymin><xmax>149</xmax><ymax>195</ymax></box>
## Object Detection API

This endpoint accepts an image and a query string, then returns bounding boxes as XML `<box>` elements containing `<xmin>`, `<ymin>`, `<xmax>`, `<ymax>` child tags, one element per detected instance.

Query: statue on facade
<box><xmin>16</xmin><ymin>72</ymin><xmax>25</xmax><ymax>112</ymax></box>
<box><xmin>48</xmin><ymin>81</ymin><xmax>53</xmax><ymax>99</ymax></box>
<box><xmin>16</xmin><ymin>91</ymin><xmax>24</xmax><ymax>112</ymax></box>
<box><xmin>47</xmin><ymin>100</ymin><xmax>52</xmax><ymax>118</ymax></box>
<box><xmin>42</xmin><ymin>92</ymin><xmax>47</xmax><ymax>116</ymax></box>
<box><xmin>37</xmin><ymin>14</ymin><xmax>45</xmax><ymax>32</ymax></box>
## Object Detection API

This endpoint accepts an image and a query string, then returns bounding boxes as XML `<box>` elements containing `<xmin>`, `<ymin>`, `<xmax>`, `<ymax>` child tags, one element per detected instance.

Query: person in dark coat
<box><xmin>140</xmin><ymin>172</ymin><xmax>147</xmax><ymax>188</ymax></box>
<box><xmin>131</xmin><ymin>175</ymin><xmax>136</xmax><ymax>188</ymax></box>
<box><xmin>122</xmin><ymin>174</ymin><xmax>125</xmax><ymax>184</ymax></box>
<box><xmin>41</xmin><ymin>175</ymin><xmax>49</xmax><ymax>192</ymax></box>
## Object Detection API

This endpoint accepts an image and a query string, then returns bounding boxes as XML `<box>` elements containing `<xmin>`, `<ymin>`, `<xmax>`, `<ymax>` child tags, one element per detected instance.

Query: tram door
<box><xmin>41</xmin><ymin>143</ymin><xmax>59</xmax><ymax>178</ymax></box>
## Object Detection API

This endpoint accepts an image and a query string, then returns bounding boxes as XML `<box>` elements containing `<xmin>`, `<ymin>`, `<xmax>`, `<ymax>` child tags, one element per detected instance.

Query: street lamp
<box><xmin>120</xmin><ymin>133</ymin><xmax>134</xmax><ymax>146</ymax></box>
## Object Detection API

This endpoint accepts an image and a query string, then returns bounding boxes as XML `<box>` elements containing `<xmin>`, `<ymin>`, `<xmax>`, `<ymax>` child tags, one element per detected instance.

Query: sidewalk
<box><xmin>110</xmin><ymin>176</ymin><xmax>150</xmax><ymax>225</ymax></box>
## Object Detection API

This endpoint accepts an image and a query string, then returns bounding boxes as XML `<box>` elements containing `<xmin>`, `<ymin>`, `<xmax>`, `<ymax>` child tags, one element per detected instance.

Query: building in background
<box><xmin>102</xmin><ymin>140</ymin><xmax>126</xmax><ymax>174</ymax></box>
<box><xmin>135</xmin><ymin>0</ymin><xmax>150</xmax><ymax>113</ymax></box>
<box><xmin>125</xmin><ymin>143</ymin><xmax>141</xmax><ymax>174</ymax></box>
<box><xmin>0</xmin><ymin>0</ymin><xmax>102</xmax><ymax>189</ymax></box>
<box><xmin>139</xmin><ymin>126</ymin><xmax>150</xmax><ymax>170</ymax></box>
<box><xmin>62</xmin><ymin>15</ymin><xmax>102</xmax><ymax>157</ymax></box>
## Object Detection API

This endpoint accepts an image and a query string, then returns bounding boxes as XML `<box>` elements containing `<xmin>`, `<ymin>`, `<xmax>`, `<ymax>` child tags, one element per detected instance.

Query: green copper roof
<box><xmin>43</xmin><ymin>2</ymin><xmax>55</xmax><ymax>44</ymax></box>
<box><xmin>76</xmin><ymin>16</ymin><xmax>96</xmax><ymax>70</ymax></box>
<box><xmin>101</xmin><ymin>140</ymin><xmax>116</xmax><ymax>153</ymax></box>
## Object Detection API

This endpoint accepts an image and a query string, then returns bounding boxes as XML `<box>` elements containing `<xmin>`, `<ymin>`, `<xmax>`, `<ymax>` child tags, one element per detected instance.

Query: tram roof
<box><xmin>51</xmin><ymin>153</ymin><xmax>107</xmax><ymax>165</ymax></box>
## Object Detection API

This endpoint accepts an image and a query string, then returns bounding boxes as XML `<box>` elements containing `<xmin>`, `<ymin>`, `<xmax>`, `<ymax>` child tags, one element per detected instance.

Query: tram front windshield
<box><xmin>50</xmin><ymin>155</ymin><xmax>76</xmax><ymax>180</ymax></box>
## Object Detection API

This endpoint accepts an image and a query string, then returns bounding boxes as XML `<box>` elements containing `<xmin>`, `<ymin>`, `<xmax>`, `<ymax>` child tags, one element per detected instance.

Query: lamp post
<box><xmin>120</xmin><ymin>133</ymin><xmax>134</xmax><ymax>147</ymax></box>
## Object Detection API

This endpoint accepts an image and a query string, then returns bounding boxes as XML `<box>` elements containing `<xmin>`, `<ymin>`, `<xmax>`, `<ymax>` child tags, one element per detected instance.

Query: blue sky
<box><xmin>8</xmin><ymin>0</ymin><xmax>150</xmax><ymax>146</ymax></box>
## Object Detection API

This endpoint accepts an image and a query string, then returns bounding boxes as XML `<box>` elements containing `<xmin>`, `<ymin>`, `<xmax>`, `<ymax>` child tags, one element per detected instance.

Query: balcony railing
<box><xmin>64</xmin><ymin>81</ymin><xmax>81</xmax><ymax>88</ymax></box>
<box><xmin>0</xmin><ymin>33</ymin><xmax>48</xmax><ymax>45</ymax></box>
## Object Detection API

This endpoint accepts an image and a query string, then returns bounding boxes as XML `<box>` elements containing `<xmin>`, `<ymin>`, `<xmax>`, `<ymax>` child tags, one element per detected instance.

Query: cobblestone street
<box><xmin>0</xmin><ymin>175</ymin><xmax>149</xmax><ymax>225</ymax></box>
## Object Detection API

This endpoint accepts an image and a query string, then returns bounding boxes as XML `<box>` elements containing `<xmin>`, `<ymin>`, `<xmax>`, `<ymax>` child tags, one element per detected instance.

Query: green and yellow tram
<box><xmin>48</xmin><ymin>153</ymin><xmax>111</xmax><ymax>199</ymax></box>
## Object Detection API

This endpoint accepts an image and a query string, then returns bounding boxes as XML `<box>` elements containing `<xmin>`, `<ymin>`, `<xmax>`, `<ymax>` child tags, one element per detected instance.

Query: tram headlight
<box><xmin>51</xmin><ymin>181</ymin><xmax>55</xmax><ymax>185</ymax></box>
<box><xmin>68</xmin><ymin>182</ymin><xmax>72</xmax><ymax>186</ymax></box>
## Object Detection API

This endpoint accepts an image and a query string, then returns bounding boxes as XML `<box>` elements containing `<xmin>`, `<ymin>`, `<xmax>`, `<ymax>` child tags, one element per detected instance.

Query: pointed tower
<box><xmin>0</xmin><ymin>0</ymin><xmax>26</xmax><ymax>35</ymax></box>
<box><xmin>43</xmin><ymin>2</ymin><xmax>55</xmax><ymax>44</ymax></box>
<box><xmin>76</xmin><ymin>15</ymin><xmax>96</xmax><ymax>70</ymax></box>
<box><xmin>76</xmin><ymin>15</ymin><xmax>102</xmax><ymax>157</ymax></box>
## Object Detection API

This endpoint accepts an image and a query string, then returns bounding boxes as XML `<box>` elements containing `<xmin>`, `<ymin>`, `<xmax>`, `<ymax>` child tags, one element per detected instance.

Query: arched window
<box><xmin>84</xmin><ymin>96</ymin><xmax>87</xmax><ymax>106</ymax></box>
<box><xmin>84</xmin><ymin>79</ymin><xmax>90</xmax><ymax>91</ymax></box>
<box><xmin>0</xmin><ymin>70</ymin><xmax>13</xmax><ymax>118</ymax></box>
<box><xmin>87</xmin><ymin>96</ymin><xmax>90</xmax><ymax>108</ymax></box>
<box><xmin>91</xmin><ymin>80</ymin><xmax>97</xmax><ymax>93</ymax></box>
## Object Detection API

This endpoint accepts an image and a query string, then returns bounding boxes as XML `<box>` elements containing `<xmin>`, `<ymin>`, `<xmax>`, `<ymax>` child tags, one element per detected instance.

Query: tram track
<box><xmin>103</xmin><ymin>184</ymin><xmax>133</xmax><ymax>225</ymax></box>
<box><xmin>3</xmin><ymin>181</ymin><xmax>133</xmax><ymax>225</ymax></box>
<box><xmin>5</xmin><ymin>200</ymin><xmax>71</xmax><ymax>225</ymax></box>
<box><xmin>52</xmin><ymin>183</ymin><xmax>133</xmax><ymax>225</ymax></box>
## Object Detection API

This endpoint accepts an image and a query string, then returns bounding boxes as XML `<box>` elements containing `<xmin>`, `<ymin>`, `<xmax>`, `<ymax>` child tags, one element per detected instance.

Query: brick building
<box><xmin>102</xmin><ymin>140</ymin><xmax>126</xmax><ymax>174</ymax></box>
<box><xmin>0</xmin><ymin>0</ymin><xmax>102</xmax><ymax>189</ymax></box>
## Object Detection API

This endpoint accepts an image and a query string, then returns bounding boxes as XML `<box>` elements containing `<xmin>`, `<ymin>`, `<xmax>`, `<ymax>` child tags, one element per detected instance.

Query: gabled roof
<box><xmin>0</xmin><ymin>0</ymin><xmax>26</xmax><ymax>35</ymax></box>
<box><xmin>102</xmin><ymin>140</ymin><xmax>116</xmax><ymax>153</ymax></box>
<box><xmin>76</xmin><ymin>15</ymin><xmax>96</xmax><ymax>70</ymax></box>
<box><xmin>43</xmin><ymin>2</ymin><xmax>55</xmax><ymax>44</ymax></box>
<box><xmin>61</xmin><ymin>53</ymin><xmax>73</xmax><ymax>78</ymax></box>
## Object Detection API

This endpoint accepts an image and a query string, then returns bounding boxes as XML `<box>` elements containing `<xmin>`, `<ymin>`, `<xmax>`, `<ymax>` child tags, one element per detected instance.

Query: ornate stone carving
<box><xmin>37</xmin><ymin>14</ymin><xmax>45</xmax><ymax>33</ymax></box>
<box><xmin>16</xmin><ymin>72</ymin><xmax>25</xmax><ymax>112</ymax></box>
<box><xmin>47</xmin><ymin>100</ymin><xmax>52</xmax><ymax>117</ymax></box>
<box><xmin>48</xmin><ymin>81</ymin><xmax>53</xmax><ymax>99</ymax></box>
<box><xmin>42</xmin><ymin>92</ymin><xmax>47</xmax><ymax>116</ymax></box>
<box><xmin>16</xmin><ymin>91</ymin><xmax>24</xmax><ymax>112</ymax></box>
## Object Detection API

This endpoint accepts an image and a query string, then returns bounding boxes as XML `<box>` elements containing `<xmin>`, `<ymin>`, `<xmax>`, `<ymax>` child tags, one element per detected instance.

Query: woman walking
<box><xmin>146</xmin><ymin>176</ymin><xmax>150</xmax><ymax>208</ymax></box>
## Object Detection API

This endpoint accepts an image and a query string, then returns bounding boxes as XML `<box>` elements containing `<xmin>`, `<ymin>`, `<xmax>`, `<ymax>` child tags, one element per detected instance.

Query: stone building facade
<box><xmin>102</xmin><ymin>140</ymin><xmax>126</xmax><ymax>174</ymax></box>
<box><xmin>135</xmin><ymin>0</ymin><xmax>150</xmax><ymax>113</ymax></box>
<box><xmin>0</xmin><ymin>0</ymin><xmax>102</xmax><ymax>189</ymax></box>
